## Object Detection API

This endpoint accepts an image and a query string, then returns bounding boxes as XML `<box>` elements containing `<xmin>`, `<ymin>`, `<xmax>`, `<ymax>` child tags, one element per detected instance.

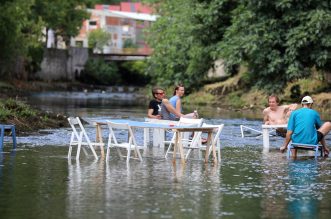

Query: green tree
<box><xmin>81</xmin><ymin>58</ymin><xmax>120</xmax><ymax>85</ymax></box>
<box><xmin>0</xmin><ymin>0</ymin><xmax>45</xmax><ymax>78</ymax></box>
<box><xmin>32</xmin><ymin>0</ymin><xmax>91</xmax><ymax>47</ymax></box>
<box><xmin>0</xmin><ymin>0</ymin><xmax>94</xmax><ymax>79</ymax></box>
<box><xmin>88</xmin><ymin>28</ymin><xmax>112</xmax><ymax>52</ymax></box>
<box><xmin>147</xmin><ymin>0</ymin><xmax>331</xmax><ymax>93</ymax></box>
<box><xmin>146</xmin><ymin>0</ymin><xmax>236</xmax><ymax>90</ymax></box>
<box><xmin>218</xmin><ymin>0</ymin><xmax>331</xmax><ymax>93</ymax></box>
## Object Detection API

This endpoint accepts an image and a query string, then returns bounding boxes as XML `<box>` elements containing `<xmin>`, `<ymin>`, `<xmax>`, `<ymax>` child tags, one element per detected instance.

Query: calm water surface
<box><xmin>1</xmin><ymin>91</ymin><xmax>331</xmax><ymax>219</ymax></box>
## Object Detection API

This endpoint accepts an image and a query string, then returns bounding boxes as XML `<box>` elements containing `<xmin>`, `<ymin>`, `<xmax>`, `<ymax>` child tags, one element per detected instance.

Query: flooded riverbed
<box><xmin>1</xmin><ymin>91</ymin><xmax>331</xmax><ymax>218</ymax></box>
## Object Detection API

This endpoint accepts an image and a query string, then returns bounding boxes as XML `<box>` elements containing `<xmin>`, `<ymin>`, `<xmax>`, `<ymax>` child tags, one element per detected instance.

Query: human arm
<box><xmin>162</xmin><ymin>99</ymin><xmax>183</xmax><ymax>118</ymax></box>
<box><xmin>263</xmin><ymin>108</ymin><xmax>270</xmax><ymax>124</ymax></box>
<box><xmin>176</xmin><ymin>98</ymin><xmax>181</xmax><ymax>113</ymax></box>
<box><xmin>280</xmin><ymin>130</ymin><xmax>293</xmax><ymax>152</ymax></box>
<box><xmin>147</xmin><ymin>109</ymin><xmax>161</xmax><ymax>119</ymax></box>
<box><xmin>284</xmin><ymin>103</ymin><xmax>298</xmax><ymax>119</ymax></box>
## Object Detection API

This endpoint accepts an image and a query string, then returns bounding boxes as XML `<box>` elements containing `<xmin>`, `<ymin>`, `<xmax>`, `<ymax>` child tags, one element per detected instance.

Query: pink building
<box><xmin>71</xmin><ymin>2</ymin><xmax>157</xmax><ymax>55</ymax></box>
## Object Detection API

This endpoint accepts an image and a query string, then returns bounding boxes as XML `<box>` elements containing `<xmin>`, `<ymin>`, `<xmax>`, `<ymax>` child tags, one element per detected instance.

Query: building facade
<box><xmin>71</xmin><ymin>2</ymin><xmax>157</xmax><ymax>55</ymax></box>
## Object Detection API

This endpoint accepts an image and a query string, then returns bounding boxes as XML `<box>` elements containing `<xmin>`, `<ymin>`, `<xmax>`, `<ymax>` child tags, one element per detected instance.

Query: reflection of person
<box><xmin>147</xmin><ymin>87</ymin><xmax>164</xmax><ymax>119</ymax></box>
<box><xmin>287</xmin><ymin>160</ymin><xmax>318</xmax><ymax>218</ymax></box>
<box><xmin>263</xmin><ymin>95</ymin><xmax>297</xmax><ymax>137</ymax></box>
<box><xmin>280</xmin><ymin>96</ymin><xmax>331</xmax><ymax>156</ymax></box>
<box><xmin>162</xmin><ymin>84</ymin><xmax>196</xmax><ymax>121</ymax></box>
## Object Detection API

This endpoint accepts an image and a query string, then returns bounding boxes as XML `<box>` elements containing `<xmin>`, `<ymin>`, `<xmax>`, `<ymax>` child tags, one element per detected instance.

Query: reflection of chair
<box><xmin>165</xmin><ymin>117</ymin><xmax>203</xmax><ymax>159</ymax></box>
<box><xmin>106</xmin><ymin>121</ymin><xmax>142</xmax><ymax>163</ymax></box>
<box><xmin>186</xmin><ymin>123</ymin><xmax>224</xmax><ymax>161</ymax></box>
<box><xmin>287</xmin><ymin>143</ymin><xmax>323</xmax><ymax>158</ymax></box>
<box><xmin>240</xmin><ymin>125</ymin><xmax>275</xmax><ymax>138</ymax></box>
<box><xmin>67</xmin><ymin>117</ymin><xmax>100</xmax><ymax>160</ymax></box>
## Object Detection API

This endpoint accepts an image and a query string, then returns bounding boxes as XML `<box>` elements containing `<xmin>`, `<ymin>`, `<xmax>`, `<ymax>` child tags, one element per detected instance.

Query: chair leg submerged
<box><xmin>67</xmin><ymin>117</ymin><xmax>100</xmax><ymax>161</ymax></box>
<box><xmin>287</xmin><ymin>143</ymin><xmax>323</xmax><ymax>159</ymax></box>
<box><xmin>0</xmin><ymin>124</ymin><xmax>17</xmax><ymax>150</ymax></box>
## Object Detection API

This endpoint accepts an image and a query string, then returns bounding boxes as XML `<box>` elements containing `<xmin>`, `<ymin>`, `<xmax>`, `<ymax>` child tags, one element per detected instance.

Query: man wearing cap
<box><xmin>280</xmin><ymin>96</ymin><xmax>331</xmax><ymax>156</ymax></box>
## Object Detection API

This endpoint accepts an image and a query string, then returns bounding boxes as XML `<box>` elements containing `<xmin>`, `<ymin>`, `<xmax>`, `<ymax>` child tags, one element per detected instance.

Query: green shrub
<box><xmin>0</xmin><ymin>98</ymin><xmax>37</xmax><ymax>122</ymax></box>
<box><xmin>119</xmin><ymin>60</ymin><xmax>151</xmax><ymax>85</ymax></box>
<box><xmin>81</xmin><ymin>58</ymin><xmax>120</xmax><ymax>85</ymax></box>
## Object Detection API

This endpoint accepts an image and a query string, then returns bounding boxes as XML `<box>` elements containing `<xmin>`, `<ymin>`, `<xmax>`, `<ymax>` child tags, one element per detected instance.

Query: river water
<box><xmin>1</xmin><ymin>91</ymin><xmax>331</xmax><ymax>218</ymax></box>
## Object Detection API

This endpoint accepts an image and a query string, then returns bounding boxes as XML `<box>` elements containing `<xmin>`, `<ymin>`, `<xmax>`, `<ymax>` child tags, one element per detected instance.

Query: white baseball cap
<box><xmin>301</xmin><ymin>96</ymin><xmax>313</xmax><ymax>104</ymax></box>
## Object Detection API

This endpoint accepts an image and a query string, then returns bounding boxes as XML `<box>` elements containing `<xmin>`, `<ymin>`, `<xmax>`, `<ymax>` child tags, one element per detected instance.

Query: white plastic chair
<box><xmin>196</xmin><ymin>123</ymin><xmax>224</xmax><ymax>161</ymax></box>
<box><xmin>106</xmin><ymin>121</ymin><xmax>143</xmax><ymax>163</ymax></box>
<box><xmin>67</xmin><ymin>117</ymin><xmax>100</xmax><ymax>160</ymax></box>
<box><xmin>164</xmin><ymin>117</ymin><xmax>203</xmax><ymax>159</ymax></box>
<box><xmin>287</xmin><ymin>142</ymin><xmax>324</xmax><ymax>158</ymax></box>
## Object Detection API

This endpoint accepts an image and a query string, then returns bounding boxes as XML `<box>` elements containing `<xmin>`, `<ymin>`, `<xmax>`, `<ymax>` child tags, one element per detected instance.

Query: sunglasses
<box><xmin>156</xmin><ymin>92</ymin><xmax>165</xmax><ymax>95</ymax></box>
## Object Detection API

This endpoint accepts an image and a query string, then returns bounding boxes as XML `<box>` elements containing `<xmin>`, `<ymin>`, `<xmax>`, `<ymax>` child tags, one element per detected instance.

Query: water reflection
<box><xmin>1</xmin><ymin>91</ymin><xmax>329</xmax><ymax>218</ymax></box>
<box><xmin>66</xmin><ymin>152</ymin><xmax>224</xmax><ymax>218</ymax></box>
<box><xmin>287</xmin><ymin>159</ymin><xmax>319</xmax><ymax>219</ymax></box>
<box><xmin>67</xmin><ymin>159</ymin><xmax>106</xmax><ymax>218</ymax></box>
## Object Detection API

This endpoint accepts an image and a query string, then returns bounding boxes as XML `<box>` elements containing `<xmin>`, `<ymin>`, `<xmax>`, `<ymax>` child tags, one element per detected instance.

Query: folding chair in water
<box><xmin>67</xmin><ymin>117</ymin><xmax>102</xmax><ymax>160</ymax></box>
<box><xmin>106</xmin><ymin>121</ymin><xmax>143</xmax><ymax>163</ymax></box>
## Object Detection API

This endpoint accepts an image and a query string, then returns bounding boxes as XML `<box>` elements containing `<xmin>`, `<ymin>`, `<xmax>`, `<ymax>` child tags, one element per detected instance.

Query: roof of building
<box><xmin>87</xmin><ymin>9</ymin><xmax>158</xmax><ymax>21</ymax></box>
<box><xmin>95</xmin><ymin>2</ymin><xmax>154</xmax><ymax>14</ymax></box>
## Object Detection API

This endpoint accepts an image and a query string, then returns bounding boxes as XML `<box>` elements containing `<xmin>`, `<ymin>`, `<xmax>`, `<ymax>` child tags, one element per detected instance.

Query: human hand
<box><xmin>280</xmin><ymin>145</ymin><xmax>287</xmax><ymax>153</ymax></box>
<box><xmin>324</xmin><ymin>147</ymin><xmax>330</xmax><ymax>157</ymax></box>
<box><xmin>155</xmin><ymin>115</ymin><xmax>161</xmax><ymax>119</ymax></box>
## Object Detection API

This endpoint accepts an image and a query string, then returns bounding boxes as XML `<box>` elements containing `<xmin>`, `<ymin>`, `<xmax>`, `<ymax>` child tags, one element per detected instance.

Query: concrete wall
<box><xmin>67</xmin><ymin>48</ymin><xmax>89</xmax><ymax>80</ymax></box>
<box><xmin>36</xmin><ymin>48</ymin><xmax>89</xmax><ymax>81</ymax></box>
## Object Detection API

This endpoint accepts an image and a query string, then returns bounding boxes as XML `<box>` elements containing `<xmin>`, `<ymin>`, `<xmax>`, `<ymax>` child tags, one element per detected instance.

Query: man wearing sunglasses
<box><xmin>147</xmin><ymin>87</ymin><xmax>166</xmax><ymax>119</ymax></box>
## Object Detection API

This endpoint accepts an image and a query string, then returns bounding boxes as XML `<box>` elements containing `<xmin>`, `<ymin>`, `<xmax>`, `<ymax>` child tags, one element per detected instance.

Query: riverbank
<box><xmin>185</xmin><ymin>73</ymin><xmax>331</xmax><ymax>115</ymax></box>
<box><xmin>1</xmin><ymin>79</ymin><xmax>330</xmax><ymax>134</ymax></box>
<box><xmin>0</xmin><ymin>98</ymin><xmax>67</xmax><ymax>135</ymax></box>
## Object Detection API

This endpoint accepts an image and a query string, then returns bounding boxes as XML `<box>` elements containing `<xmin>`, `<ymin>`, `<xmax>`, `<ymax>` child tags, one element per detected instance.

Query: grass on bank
<box><xmin>185</xmin><ymin>70</ymin><xmax>330</xmax><ymax>113</ymax></box>
<box><xmin>0</xmin><ymin>98</ymin><xmax>67</xmax><ymax>134</ymax></box>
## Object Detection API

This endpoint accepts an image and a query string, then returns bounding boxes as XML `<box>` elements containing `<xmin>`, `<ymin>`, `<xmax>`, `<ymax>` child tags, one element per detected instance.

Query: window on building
<box><xmin>89</xmin><ymin>21</ymin><xmax>97</xmax><ymax>26</ymax></box>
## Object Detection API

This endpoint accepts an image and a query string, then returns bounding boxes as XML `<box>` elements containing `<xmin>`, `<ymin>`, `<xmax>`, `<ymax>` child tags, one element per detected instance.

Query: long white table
<box><xmin>262</xmin><ymin>124</ymin><xmax>287</xmax><ymax>150</ymax></box>
<box><xmin>89</xmin><ymin>119</ymin><xmax>218</xmax><ymax>163</ymax></box>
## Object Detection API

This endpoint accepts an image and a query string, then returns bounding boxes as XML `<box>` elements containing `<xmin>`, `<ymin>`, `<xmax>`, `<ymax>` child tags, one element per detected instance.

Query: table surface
<box><xmin>91</xmin><ymin>119</ymin><xmax>207</xmax><ymax>129</ymax></box>
<box><xmin>262</xmin><ymin>124</ymin><xmax>287</xmax><ymax>128</ymax></box>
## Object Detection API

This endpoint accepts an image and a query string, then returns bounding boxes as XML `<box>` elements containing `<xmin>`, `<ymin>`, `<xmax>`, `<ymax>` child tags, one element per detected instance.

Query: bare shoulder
<box><xmin>263</xmin><ymin>107</ymin><xmax>270</xmax><ymax>114</ymax></box>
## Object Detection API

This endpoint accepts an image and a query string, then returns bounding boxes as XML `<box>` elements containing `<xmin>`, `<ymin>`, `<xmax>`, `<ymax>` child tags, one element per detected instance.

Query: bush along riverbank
<box><xmin>186</xmin><ymin>73</ymin><xmax>331</xmax><ymax>115</ymax></box>
<box><xmin>0</xmin><ymin>98</ymin><xmax>67</xmax><ymax>135</ymax></box>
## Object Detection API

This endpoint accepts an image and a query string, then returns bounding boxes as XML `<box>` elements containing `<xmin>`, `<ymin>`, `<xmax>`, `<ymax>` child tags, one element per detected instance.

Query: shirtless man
<box><xmin>263</xmin><ymin>95</ymin><xmax>298</xmax><ymax>137</ymax></box>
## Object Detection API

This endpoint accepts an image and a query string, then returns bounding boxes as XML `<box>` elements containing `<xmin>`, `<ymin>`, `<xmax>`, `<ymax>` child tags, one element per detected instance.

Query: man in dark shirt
<box><xmin>147</xmin><ymin>87</ymin><xmax>165</xmax><ymax>119</ymax></box>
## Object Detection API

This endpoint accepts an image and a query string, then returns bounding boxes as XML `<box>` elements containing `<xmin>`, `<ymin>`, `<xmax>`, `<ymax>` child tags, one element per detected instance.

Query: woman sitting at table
<box><xmin>161</xmin><ymin>84</ymin><xmax>197</xmax><ymax>121</ymax></box>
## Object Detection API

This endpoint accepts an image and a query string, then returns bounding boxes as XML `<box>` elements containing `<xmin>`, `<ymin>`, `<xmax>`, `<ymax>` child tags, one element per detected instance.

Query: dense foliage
<box><xmin>0</xmin><ymin>0</ymin><xmax>96</xmax><ymax>79</ymax></box>
<box><xmin>88</xmin><ymin>28</ymin><xmax>112</xmax><ymax>51</ymax></box>
<box><xmin>146</xmin><ymin>0</ymin><xmax>331</xmax><ymax>93</ymax></box>
<box><xmin>146</xmin><ymin>0</ymin><xmax>235</xmax><ymax>88</ymax></box>
<box><xmin>0</xmin><ymin>0</ymin><xmax>43</xmax><ymax>78</ymax></box>
<box><xmin>81</xmin><ymin>58</ymin><xmax>120</xmax><ymax>85</ymax></box>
